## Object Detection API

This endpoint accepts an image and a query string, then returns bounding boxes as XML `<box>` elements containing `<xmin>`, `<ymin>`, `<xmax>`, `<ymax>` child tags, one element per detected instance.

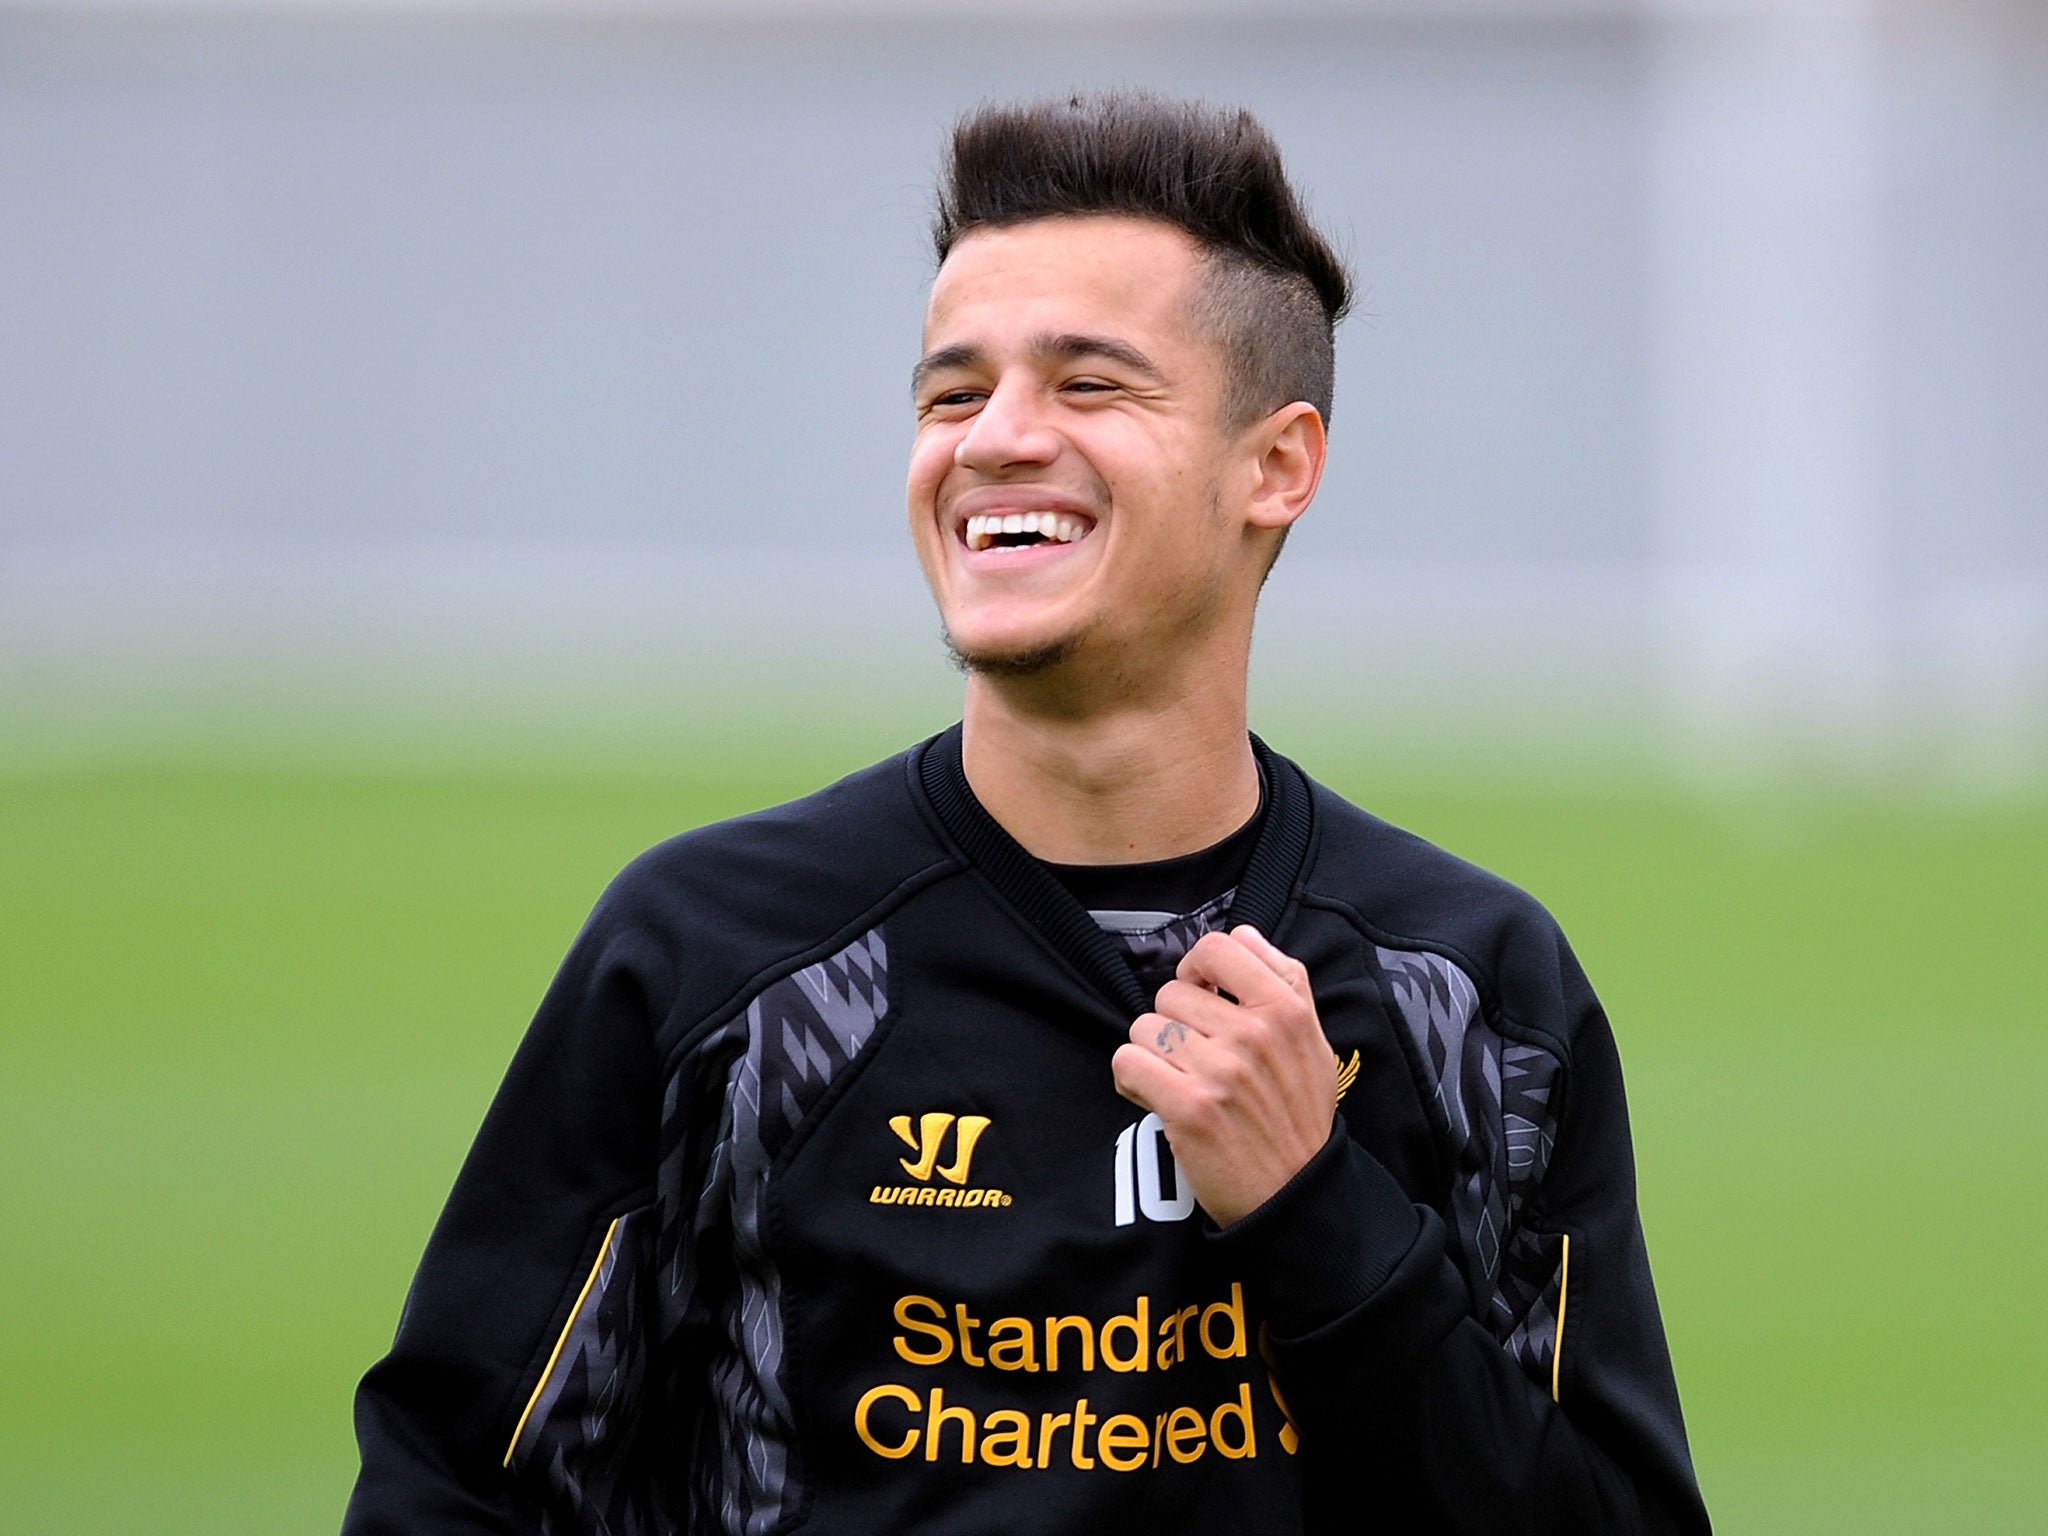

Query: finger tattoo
<box><xmin>1155</xmin><ymin>1018</ymin><xmax>1190</xmax><ymax>1054</ymax></box>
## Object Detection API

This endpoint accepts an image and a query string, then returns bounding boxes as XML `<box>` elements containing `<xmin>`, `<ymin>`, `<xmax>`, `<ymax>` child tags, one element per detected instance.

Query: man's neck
<box><xmin>960</xmin><ymin>672</ymin><xmax>1260</xmax><ymax>866</ymax></box>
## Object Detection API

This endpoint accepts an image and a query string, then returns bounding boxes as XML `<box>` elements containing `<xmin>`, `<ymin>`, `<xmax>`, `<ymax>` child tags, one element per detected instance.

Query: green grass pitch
<box><xmin>3</xmin><ymin>748</ymin><xmax>2043</xmax><ymax>1531</ymax></box>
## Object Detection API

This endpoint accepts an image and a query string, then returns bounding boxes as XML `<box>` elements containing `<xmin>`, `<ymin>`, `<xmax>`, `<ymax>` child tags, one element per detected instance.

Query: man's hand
<box><xmin>1110</xmin><ymin>925</ymin><xmax>1338</xmax><ymax>1228</ymax></box>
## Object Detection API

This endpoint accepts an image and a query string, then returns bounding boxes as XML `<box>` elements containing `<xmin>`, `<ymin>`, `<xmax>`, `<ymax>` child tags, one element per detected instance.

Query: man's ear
<box><xmin>1244</xmin><ymin>402</ymin><xmax>1327</xmax><ymax>534</ymax></box>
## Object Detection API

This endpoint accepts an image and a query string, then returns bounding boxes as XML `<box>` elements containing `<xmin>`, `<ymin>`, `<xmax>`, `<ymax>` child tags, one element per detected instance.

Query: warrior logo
<box><xmin>890</xmin><ymin>1112</ymin><xmax>991</xmax><ymax>1184</ymax></box>
<box><xmin>873</xmin><ymin>1113</ymin><xmax>1010</xmax><ymax>1209</ymax></box>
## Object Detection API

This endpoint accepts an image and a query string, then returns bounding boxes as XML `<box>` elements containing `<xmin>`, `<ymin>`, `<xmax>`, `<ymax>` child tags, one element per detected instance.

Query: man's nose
<box><xmin>954</xmin><ymin>376</ymin><xmax>1059</xmax><ymax>474</ymax></box>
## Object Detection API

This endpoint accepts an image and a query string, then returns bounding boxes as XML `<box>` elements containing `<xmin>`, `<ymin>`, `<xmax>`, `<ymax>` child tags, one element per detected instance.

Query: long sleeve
<box><xmin>1214</xmin><ymin>947</ymin><xmax>1710</xmax><ymax>1534</ymax></box>
<box><xmin>341</xmin><ymin>899</ymin><xmax>671</xmax><ymax>1535</ymax></box>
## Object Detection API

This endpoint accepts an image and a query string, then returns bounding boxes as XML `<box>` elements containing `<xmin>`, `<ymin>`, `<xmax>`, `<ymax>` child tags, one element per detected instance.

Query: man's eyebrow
<box><xmin>1032</xmin><ymin>332</ymin><xmax>1162</xmax><ymax>380</ymax></box>
<box><xmin>910</xmin><ymin>332</ymin><xmax>1164</xmax><ymax>399</ymax></box>
<box><xmin>911</xmin><ymin>343</ymin><xmax>982</xmax><ymax>398</ymax></box>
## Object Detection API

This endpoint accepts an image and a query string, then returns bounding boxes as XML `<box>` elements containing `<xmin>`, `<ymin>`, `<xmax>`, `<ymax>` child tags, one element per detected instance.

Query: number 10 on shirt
<box><xmin>1113</xmin><ymin>1113</ymin><xmax>1197</xmax><ymax>1227</ymax></box>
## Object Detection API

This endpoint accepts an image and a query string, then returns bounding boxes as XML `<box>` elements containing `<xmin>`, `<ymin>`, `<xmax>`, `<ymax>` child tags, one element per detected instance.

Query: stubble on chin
<box><xmin>942</xmin><ymin>625</ymin><xmax>1084</xmax><ymax>679</ymax></box>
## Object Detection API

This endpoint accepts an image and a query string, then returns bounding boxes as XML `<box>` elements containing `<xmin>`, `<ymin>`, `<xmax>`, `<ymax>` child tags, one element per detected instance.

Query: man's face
<box><xmin>907</xmin><ymin>216</ymin><xmax>1256</xmax><ymax>682</ymax></box>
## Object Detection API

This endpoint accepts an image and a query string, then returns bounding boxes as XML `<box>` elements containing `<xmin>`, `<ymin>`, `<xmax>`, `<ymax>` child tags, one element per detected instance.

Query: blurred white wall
<box><xmin>2</xmin><ymin>0</ymin><xmax>2042</xmax><ymax>780</ymax></box>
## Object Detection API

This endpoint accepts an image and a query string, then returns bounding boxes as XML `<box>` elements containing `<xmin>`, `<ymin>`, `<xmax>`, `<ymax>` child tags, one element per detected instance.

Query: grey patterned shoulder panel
<box><xmin>691</xmin><ymin>923</ymin><xmax>888</xmax><ymax>1536</ymax></box>
<box><xmin>508</xmin><ymin>925</ymin><xmax>893</xmax><ymax>1536</ymax></box>
<box><xmin>1373</xmin><ymin>945</ymin><xmax>1567</xmax><ymax>1386</ymax></box>
<box><xmin>508</xmin><ymin>1206</ymin><xmax>662</xmax><ymax>1536</ymax></box>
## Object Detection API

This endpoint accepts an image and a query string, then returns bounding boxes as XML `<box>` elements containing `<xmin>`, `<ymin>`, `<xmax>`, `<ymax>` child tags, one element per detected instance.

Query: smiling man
<box><xmin>344</xmin><ymin>94</ymin><xmax>1709</xmax><ymax>1534</ymax></box>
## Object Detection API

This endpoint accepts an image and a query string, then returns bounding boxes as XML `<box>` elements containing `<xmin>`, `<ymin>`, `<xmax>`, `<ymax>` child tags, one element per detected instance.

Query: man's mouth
<box><xmin>962</xmin><ymin>511</ymin><xmax>1093</xmax><ymax>552</ymax></box>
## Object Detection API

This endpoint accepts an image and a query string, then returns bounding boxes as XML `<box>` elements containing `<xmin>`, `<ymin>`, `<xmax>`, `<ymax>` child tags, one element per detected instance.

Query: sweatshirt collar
<box><xmin>916</xmin><ymin>723</ymin><xmax>1315</xmax><ymax>1020</ymax></box>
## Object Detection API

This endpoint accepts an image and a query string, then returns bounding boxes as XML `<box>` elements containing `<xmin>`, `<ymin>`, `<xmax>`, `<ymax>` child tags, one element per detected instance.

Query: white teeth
<box><xmin>962</xmin><ymin>511</ymin><xmax>1090</xmax><ymax>552</ymax></box>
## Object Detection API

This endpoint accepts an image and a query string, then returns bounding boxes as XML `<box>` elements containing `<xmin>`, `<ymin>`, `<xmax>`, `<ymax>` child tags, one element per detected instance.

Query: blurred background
<box><xmin>2</xmin><ymin>0</ymin><xmax>2042</xmax><ymax>1530</ymax></box>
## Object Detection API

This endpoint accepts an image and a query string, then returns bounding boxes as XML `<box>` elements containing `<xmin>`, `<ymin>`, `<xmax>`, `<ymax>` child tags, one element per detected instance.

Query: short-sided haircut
<box><xmin>933</xmin><ymin>91</ymin><xmax>1352</xmax><ymax>429</ymax></box>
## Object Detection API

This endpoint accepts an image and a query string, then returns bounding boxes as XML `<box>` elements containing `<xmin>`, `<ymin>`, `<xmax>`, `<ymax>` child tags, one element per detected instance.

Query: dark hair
<box><xmin>933</xmin><ymin>91</ymin><xmax>1352</xmax><ymax>428</ymax></box>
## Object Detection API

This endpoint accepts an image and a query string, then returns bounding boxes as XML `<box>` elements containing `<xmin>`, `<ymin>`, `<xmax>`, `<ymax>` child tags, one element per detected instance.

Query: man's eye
<box><xmin>927</xmin><ymin>390</ymin><xmax>984</xmax><ymax>409</ymax></box>
<box><xmin>1063</xmin><ymin>379</ymin><xmax>1117</xmax><ymax>394</ymax></box>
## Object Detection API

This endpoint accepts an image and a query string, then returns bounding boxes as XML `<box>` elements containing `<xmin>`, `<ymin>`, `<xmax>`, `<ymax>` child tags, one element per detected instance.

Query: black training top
<box><xmin>342</xmin><ymin>727</ymin><xmax>1710</xmax><ymax>1535</ymax></box>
